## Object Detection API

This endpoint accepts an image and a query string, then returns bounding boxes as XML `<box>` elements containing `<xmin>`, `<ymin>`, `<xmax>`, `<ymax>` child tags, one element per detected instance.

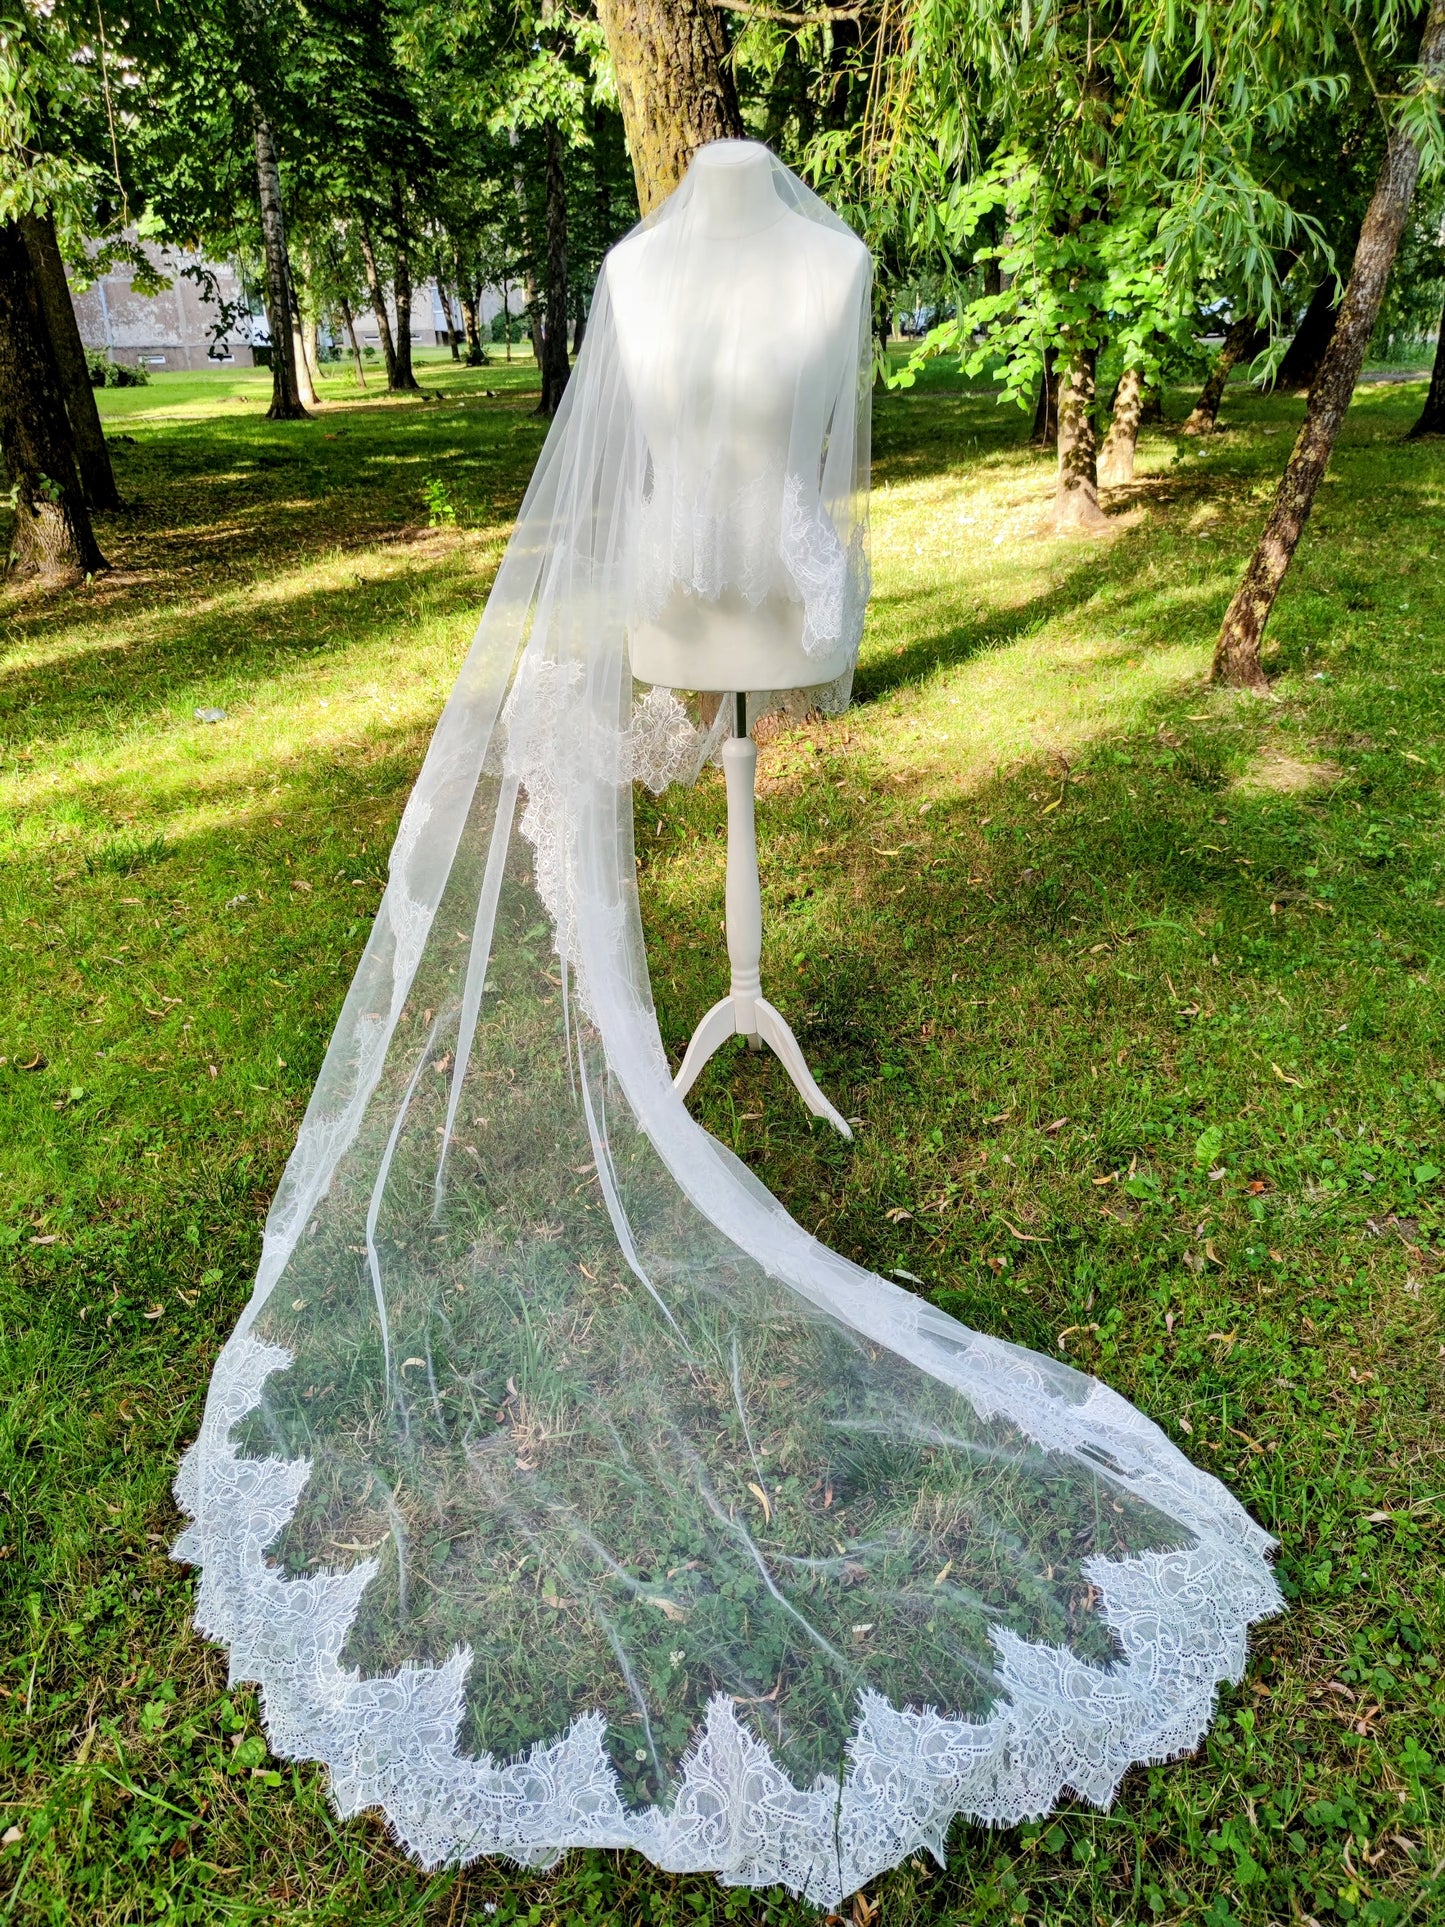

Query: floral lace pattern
<box><xmin>634</xmin><ymin>460</ymin><xmax>867</xmax><ymax>662</ymax></box>
<box><xmin>175</xmin><ymin>1331</ymin><xmax>1279</xmax><ymax>1907</ymax></box>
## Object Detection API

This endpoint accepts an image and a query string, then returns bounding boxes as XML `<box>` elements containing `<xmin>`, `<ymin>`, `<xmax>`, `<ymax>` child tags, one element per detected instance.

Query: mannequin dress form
<box><xmin>608</xmin><ymin>141</ymin><xmax>868</xmax><ymax>1138</ymax></box>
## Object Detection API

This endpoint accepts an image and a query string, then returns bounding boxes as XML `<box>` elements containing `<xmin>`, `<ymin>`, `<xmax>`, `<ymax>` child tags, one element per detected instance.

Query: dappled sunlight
<box><xmin>0</xmin><ymin>640</ymin><xmax>452</xmax><ymax>851</ymax></box>
<box><xmin>865</xmin><ymin>633</ymin><xmax>1208</xmax><ymax>792</ymax></box>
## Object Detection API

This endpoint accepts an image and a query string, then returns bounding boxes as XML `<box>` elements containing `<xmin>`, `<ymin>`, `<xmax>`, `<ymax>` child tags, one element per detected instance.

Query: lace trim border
<box><xmin>173</xmin><ymin>1333</ymin><xmax>1282</xmax><ymax>1907</ymax></box>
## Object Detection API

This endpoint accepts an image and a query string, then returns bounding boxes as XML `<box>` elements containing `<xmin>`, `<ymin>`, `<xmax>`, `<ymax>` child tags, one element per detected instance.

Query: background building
<box><xmin>69</xmin><ymin>241</ymin><xmax>507</xmax><ymax>372</ymax></box>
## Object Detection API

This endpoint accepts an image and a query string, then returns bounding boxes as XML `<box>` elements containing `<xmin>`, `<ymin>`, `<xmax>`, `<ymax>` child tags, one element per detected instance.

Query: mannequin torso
<box><xmin>607</xmin><ymin>142</ymin><xmax>869</xmax><ymax>693</ymax></box>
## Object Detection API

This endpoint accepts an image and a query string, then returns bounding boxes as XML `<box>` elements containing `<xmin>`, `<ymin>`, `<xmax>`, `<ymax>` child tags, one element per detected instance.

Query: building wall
<box><xmin>347</xmin><ymin>281</ymin><xmax>506</xmax><ymax>355</ymax></box>
<box><xmin>70</xmin><ymin>246</ymin><xmax>258</xmax><ymax>371</ymax></box>
<box><xmin>70</xmin><ymin>238</ymin><xmax>509</xmax><ymax>372</ymax></box>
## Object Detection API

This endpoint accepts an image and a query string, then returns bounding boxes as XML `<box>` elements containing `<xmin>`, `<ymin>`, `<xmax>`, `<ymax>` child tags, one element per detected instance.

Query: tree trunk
<box><xmin>438</xmin><ymin>284</ymin><xmax>461</xmax><ymax>360</ymax></box>
<box><xmin>459</xmin><ymin>288</ymin><xmax>484</xmax><ymax>365</ymax></box>
<box><xmin>290</xmin><ymin>323</ymin><xmax>317</xmax><ymax>405</ymax></box>
<box><xmin>536</xmin><ymin>122</ymin><xmax>572</xmax><ymax>416</ymax></box>
<box><xmin>1098</xmin><ymin>361</ymin><xmax>1144</xmax><ymax>485</ymax></box>
<box><xmin>1031</xmin><ymin>348</ymin><xmax>1058</xmax><ymax>447</ymax></box>
<box><xmin>389</xmin><ymin>177</ymin><xmax>420</xmax><ymax>393</ymax></box>
<box><xmin>1055</xmin><ymin>344</ymin><xmax>1105</xmax><ymax>528</ymax></box>
<box><xmin>507</xmin><ymin>134</ymin><xmax>546</xmax><ymax>371</ymax></box>
<box><xmin>252</xmin><ymin>112</ymin><xmax>307</xmax><ymax>420</ymax></box>
<box><xmin>358</xmin><ymin>224</ymin><xmax>397</xmax><ymax>386</ymax></box>
<box><xmin>288</xmin><ymin>272</ymin><xmax>318</xmax><ymax>408</ymax></box>
<box><xmin>1275</xmin><ymin>273</ymin><xmax>1341</xmax><ymax>392</ymax></box>
<box><xmin>502</xmin><ymin>281</ymin><xmax>512</xmax><ymax>363</ymax></box>
<box><xmin>337</xmin><ymin>291</ymin><xmax>366</xmax><ymax>386</ymax></box>
<box><xmin>572</xmin><ymin>286</ymin><xmax>586</xmax><ymax>356</ymax></box>
<box><xmin>0</xmin><ymin>219</ymin><xmax>107</xmax><ymax>579</ymax></box>
<box><xmin>1408</xmin><ymin>292</ymin><xmax>1445</xmax><ymax>436</ymax></box>
<box><xmin>1183</xmin><ymin>316</ymin><xmax>1264</xmax><ymax>435</ymax></box>
<box><xmin>1139</xmin><ymin>388</ymin><xmax>1163</xmax><ymax>425</ymax></box>
<box><xmin>1213</xmin><ymin>0</ymin><xmax>1444</xmax><ymax>690</ymax></box>
<box><xmin>302</xmin><ymin>317</ymin><xmax>322</xmax><ymax>389</ymax></box>
<box><xmin>20</xmin><ymin>211</ymin><xmax>120</xmax><ymax>511</ymax></box>
<box><xmin>594</xmin><ymin>0</ymin><xmax>744</xmax><ymax>213</ymax></box>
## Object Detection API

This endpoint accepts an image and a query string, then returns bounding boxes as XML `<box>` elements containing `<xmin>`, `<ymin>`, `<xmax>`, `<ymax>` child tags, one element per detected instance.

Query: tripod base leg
<box><xmin>673</xmin><ymin>995</ymin><xmax>852</xmax><ymax>1140</ymax></box>
<box><xmin>672</xmin><ymin>997</ymin><xmax>739</xmax><ymax>1101</ymax></box>
<box><xmin>753</xmin><ymin>999</ymin><xmax>853</xmax><ymax>1140</ymax></box>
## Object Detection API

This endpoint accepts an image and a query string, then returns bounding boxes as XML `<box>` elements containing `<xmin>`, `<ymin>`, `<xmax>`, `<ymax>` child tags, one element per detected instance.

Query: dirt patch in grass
<box><xmin>1233</xmin><ymin>748</ymin><xmax>1344</xmax><ymax>793</ymax></box>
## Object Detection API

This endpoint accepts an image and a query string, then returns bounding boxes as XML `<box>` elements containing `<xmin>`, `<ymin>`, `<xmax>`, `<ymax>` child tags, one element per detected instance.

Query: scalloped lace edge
<box><xmin>173</xmin><ymin>1332</ymin><xmax>1282</xmax><ymax>1907</ymax></box>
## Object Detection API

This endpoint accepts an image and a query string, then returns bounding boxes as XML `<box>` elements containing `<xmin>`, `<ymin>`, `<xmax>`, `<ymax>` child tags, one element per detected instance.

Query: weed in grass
<box><xmin>82</xmin><ymin>833</ymin><xmax>170</xmax><ymax>878</ymax></box>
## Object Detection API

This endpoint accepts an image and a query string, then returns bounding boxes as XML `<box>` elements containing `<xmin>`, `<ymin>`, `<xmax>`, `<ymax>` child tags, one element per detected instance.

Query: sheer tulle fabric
<box><xmin>173</xmin><ymin>151</ymin><xmax>1280</xmax><ymax>1907</ymax></box>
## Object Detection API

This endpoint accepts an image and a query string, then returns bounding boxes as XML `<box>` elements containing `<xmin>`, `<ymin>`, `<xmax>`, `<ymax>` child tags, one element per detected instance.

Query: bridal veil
<box><xmin>173</xmin><ymin>148</ymin><xmax>1280</xmax><ymax>1907</ymax></box>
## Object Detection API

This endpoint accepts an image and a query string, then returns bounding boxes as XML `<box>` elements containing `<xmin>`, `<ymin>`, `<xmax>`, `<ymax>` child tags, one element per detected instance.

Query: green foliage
<box><xmin>815</xmin><ymin>0</ymin><xmax>1445</xmax><ymax>410</ymax></box>
<box><xmin>422</xmin><ymin>475</ymin><xmax>457</xmax><ymax>525</ymax></box>
<box><xmin>84</xmin><ymin>351</ymin><xmax>150</xmax><ymax>389</ymax></box>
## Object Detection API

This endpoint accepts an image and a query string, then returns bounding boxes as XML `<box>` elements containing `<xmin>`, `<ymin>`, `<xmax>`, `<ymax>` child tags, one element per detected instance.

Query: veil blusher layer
<box><xmin>172</xmin><ymin>146</ymin><xmax>1281</xmax><ymax>1906</ymax></box>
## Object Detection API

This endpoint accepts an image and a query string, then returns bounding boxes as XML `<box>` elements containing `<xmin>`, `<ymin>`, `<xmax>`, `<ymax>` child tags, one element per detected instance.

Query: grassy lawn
<box><xmin>2</xmin><ymin>346</ymin><xmax>1443</xmax><ymax>1925</ymax></box>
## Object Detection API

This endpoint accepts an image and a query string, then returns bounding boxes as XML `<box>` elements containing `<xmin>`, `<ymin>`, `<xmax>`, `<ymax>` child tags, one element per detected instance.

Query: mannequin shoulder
<box><xmin>602</xmin><ymin>227</ymin><xmax>657</xmax><ymax>306</ymax></box>
<box><xmin>790</xmin><ymin>215</ymin><xmax>870</xmax><ymax>291</ymax></box>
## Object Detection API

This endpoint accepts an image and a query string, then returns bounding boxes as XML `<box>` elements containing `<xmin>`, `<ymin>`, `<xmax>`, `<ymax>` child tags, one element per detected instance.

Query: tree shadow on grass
<box><xmin>1</xmin><ymin>386</ymin><xmax>547</xmax><ymax>678</ymax></box>
<box><xmin>0</xmin><ymin>540</ymin><xmax>491</xmax><ymax>793</ymax></box>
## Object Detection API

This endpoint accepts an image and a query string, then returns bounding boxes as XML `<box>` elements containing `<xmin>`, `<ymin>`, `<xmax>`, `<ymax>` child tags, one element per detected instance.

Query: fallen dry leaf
<box><xmin>1001</xmin><ymin>1217</ymin><xmax>1050</xmax><ymax>1243</ymax></box>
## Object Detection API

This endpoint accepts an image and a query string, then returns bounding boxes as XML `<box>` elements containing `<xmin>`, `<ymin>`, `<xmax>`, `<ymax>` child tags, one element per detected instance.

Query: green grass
<box><xmin>2</xmin><ymin>352</ymin><xmax>1444</xmax><ymax>1926</ymax></box>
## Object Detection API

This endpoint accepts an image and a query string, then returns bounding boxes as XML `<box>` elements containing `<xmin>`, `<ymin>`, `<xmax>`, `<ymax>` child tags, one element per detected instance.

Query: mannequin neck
<box><xmin>687</xmin><ymin>143</ymin><xmax>786</xmax><ymax>239</ymax></box>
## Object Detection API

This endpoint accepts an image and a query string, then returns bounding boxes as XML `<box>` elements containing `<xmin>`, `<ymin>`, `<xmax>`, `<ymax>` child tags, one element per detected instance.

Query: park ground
<box><xmin>1</xmin><ymin>346</ymin><xmax>1444</xmax><ymax>1925</ymax></box>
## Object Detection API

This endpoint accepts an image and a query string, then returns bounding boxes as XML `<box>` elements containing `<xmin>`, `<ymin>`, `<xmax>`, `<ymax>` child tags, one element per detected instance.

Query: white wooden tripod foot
<box><xmin>673</xmin><ymin>991</ymin><xmax>852</xmax><ymax>1138</ymax></box>
<box><xmin>672</xmin><ymin>719</ymin><xmax>851</xmax><ymax>1139</ymax></box>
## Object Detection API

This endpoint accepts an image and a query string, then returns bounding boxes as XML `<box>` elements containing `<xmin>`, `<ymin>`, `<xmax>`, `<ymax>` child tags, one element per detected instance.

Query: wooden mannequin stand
<box><xmin>672</xmin><ymin>695</ymin><xmax>852</xmax><ymax>1139</ymax></box>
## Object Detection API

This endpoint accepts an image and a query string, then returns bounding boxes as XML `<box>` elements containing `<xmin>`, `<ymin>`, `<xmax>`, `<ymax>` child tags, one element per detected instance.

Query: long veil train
<box><xmin>173</xmin><ymin>149</ymin><xmax>1281</xmax><ymax>1907</ymax></box>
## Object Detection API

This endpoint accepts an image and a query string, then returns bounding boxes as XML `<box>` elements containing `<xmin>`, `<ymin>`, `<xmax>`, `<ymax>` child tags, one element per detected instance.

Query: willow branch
<box><xmin>708</xmin><ymin>0</ymin><xmax>866</xmax><ymax>24</ymax></box>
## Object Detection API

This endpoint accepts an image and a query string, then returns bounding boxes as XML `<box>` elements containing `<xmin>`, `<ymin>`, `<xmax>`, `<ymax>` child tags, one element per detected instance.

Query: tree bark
<box><xmin>507</xmin><ymin>133</ymin><xmax>546</xmax><ymax>371</ymax></box>
<box><xmin>337</xmin><ymin>290</ymin><xmax>366</xmax><ymax>386</ymax></box>
<box><xmin>1275</xmin><ymin>273</ymin><xmax>1341</xmax><ymax>392</ymax></box>
<box><xmin>594</xmin><ymin>0</ymin><xmax>744</xmax><ymax>213</ymax></box>
<box><xmin>20</xmin><ymin>212</ymin><xmax>120</xmax><ymax>511</ymax></box>
<box><xmin>288</xmin><ymin>271</ymin><xmax>318</xmax><ymax>408</ymax></box>
<box><xmin>437</xmin><ymin>283</ymin><xmax>461</xmax><ymax>359</ymax></box>
<box><xmin>1213</xmin><ymin>0</ymin><xmax>1444</xmax><ymax>690</ymax></box>
<box><xmin>525</xmin><ymin>281</ymin><xmax>544</xmax><ymax>368</ymax></box>
<box><xmin>291</xmin><ymin>328</ymin><xmax>317</xmax><ymax>404</ymax></box>
<box><xmin>252</xmin><ymin>112</ymin><xmax>307</xmax><ymax>420</ymax></box>
<box><xmin>1183</xmin><ymin>316</ymin><xmax>1264</xmax><ymax>436</ymax></box>
<box><xmin>1408</xmin><ymin>292</ymin><xmax>1445</xmax><ymax>436</ymax></box>
<box><xmin>536</xmin><ymin>122</ymin><xmax>572</xmax><ymax>416</ymax></box>
<box><xmin>502</xmin><ymin>280</ymin><xmax>512</xmax><ymax>363</ymax></box>
<box><xmin>358</xmin><ymin>223</ymin><xmax>397</xmax><ymax>386</ymax></box>
<box><xmin>1055</xmin><ymin>344</ymin><xmax>1105</xmax><ymax>528</ymax></box>
<box><xmin>389</xmin><ymin>176</ymin><xmax>420</xmax><ymax>392</ymax></box>
<box><xmin>459</xmin><ymin>287</ymin><xmax>484</xmax><ymax>365</ymax></box>
<box><xmin>1030</xmin><ymin>347</ymin><xmax>1058</xmax><ymax>447</ymax></box>
<box><xmin>0</xmin><ymin>219</ymin><xmax>107</xmax><ymax>579</ymax></box>
<box><xmin>1098</xmin><ymin>361</ymin><xmax>1144</xmax><ymax>485</ymax></box>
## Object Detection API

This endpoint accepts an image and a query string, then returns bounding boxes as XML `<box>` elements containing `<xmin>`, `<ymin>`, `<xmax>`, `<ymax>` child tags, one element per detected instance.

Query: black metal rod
<box><xmin>735</xmin><ymin>690</ymin><xmax>748</xmax><ymax>739</ymax></box>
